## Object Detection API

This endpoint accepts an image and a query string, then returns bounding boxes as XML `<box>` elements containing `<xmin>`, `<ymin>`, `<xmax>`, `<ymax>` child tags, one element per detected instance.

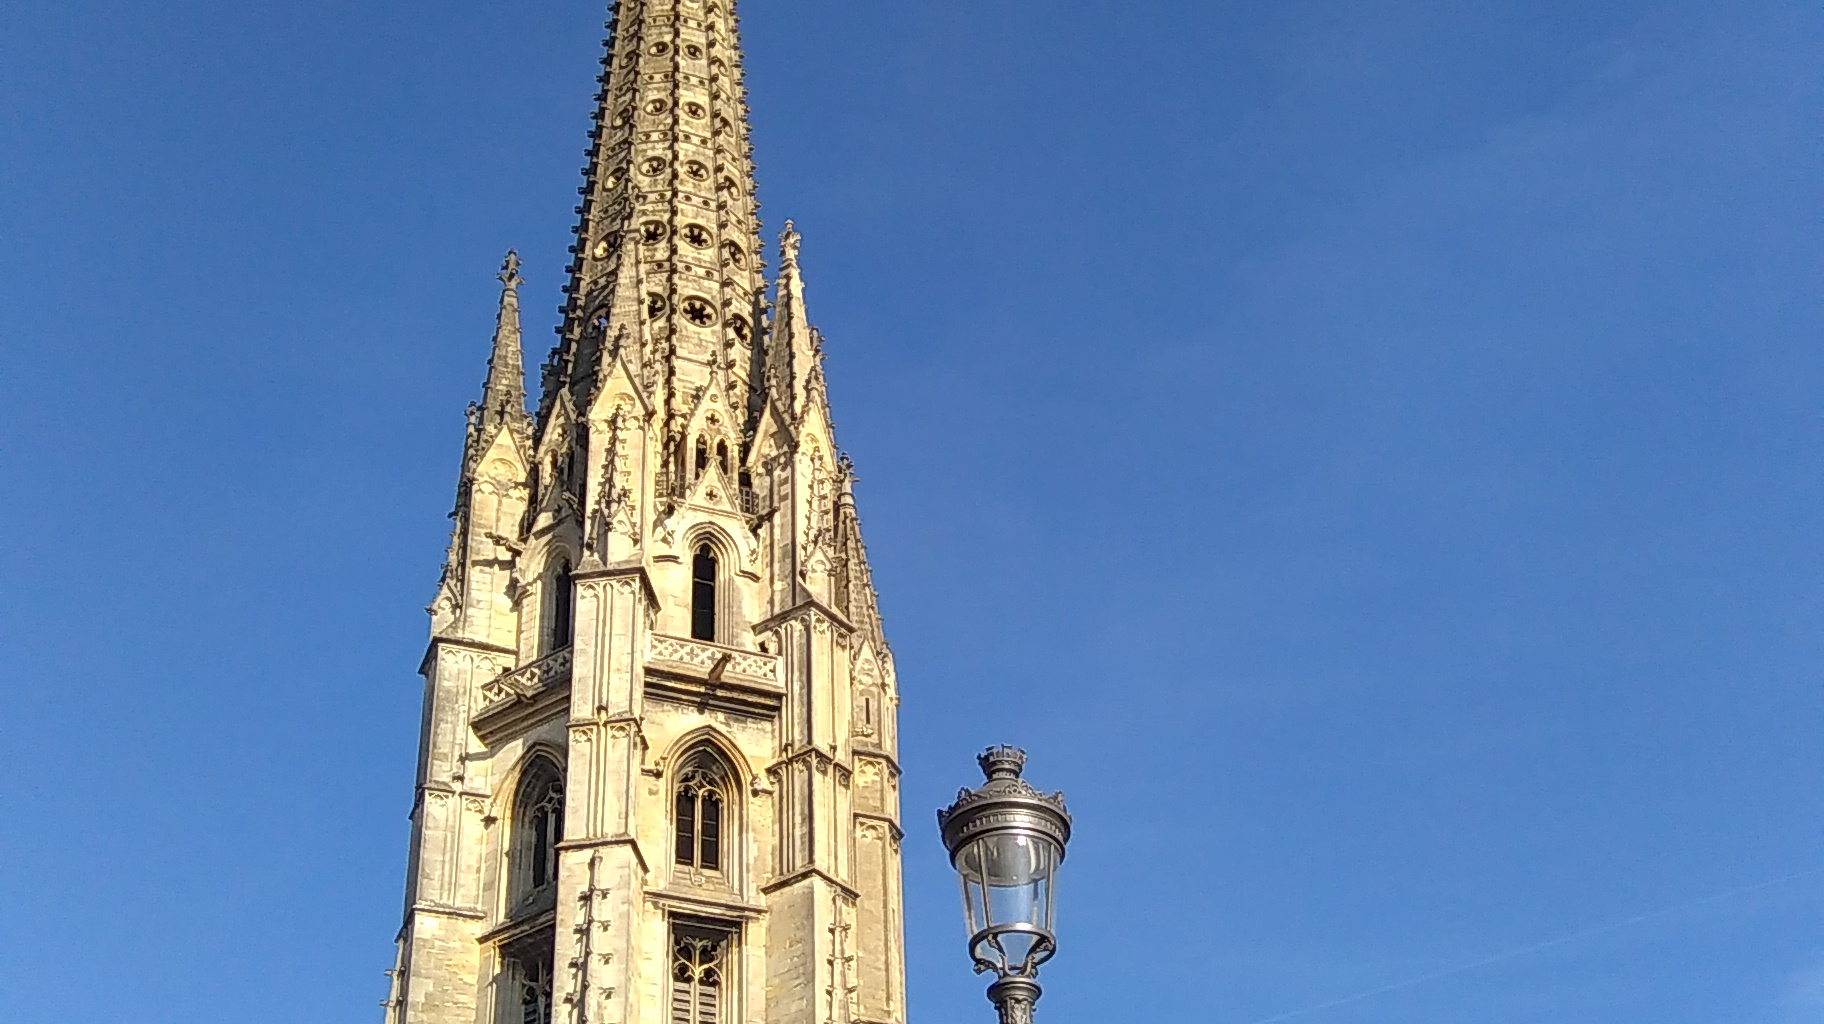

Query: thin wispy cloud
<box><xmin>1777</xmin><ymin>954</ymin><xmax>1824</xmax><ymax>1024</ymax></box>
<box><xmin>1241</xmin><ymin>870</ymin><xmax>1824</xmax><ymax>1024</ymax></box>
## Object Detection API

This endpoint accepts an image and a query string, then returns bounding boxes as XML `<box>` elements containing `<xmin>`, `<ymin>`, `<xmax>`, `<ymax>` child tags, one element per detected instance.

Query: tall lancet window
<box><xmin>515</xmin><ymin>760</ymin><xmax>564</xmax><ymax>900</ymax></box>
<box><xmin>547</xmin><ymin>559</ymin><xmax>574</xmax><ymax>653</ymax></box>
<box><xmin>670</xmin><ymin>928</ymin><xmax>726</xmax><ymax>1024</ymax></box>
<box><xmin>673</xmin><ymin>752</ymin><xmax>729</xmax><ymax>872</ymax></box>
<box><xmin>690</xmin><ymin>544</ymin><xmax>717</xmax><ymax>641</ymax></box>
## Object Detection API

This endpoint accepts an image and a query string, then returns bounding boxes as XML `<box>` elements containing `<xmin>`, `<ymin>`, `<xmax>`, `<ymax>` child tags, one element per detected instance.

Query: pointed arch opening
<box><xmin>690</xmin><ymin>544</ymin><xmax>718</xmax><ymax>641</ymax></box>
<box><xmin>512</xmin><ymin>756</ymin><xmax>565</xmax><ymax>905</ymax></box>
<box><xmin>672</xmin><ymin>747</ymin><xmax>732</xmax><ymax>874</ymax></box>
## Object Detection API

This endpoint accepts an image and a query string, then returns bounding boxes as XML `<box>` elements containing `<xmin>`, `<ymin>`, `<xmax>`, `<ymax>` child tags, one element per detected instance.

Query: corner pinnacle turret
<box><xmin>479</xmin><ymin>250</ymin><xmax>529</xmax><ymax>438</ymax></box>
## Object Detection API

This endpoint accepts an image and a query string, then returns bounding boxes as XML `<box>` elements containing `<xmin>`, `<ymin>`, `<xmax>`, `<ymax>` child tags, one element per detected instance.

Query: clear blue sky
<box><xmin>1</xmin><ymin>1</ymin><xmax>1818</xmax><ymax>1022</ymax></box>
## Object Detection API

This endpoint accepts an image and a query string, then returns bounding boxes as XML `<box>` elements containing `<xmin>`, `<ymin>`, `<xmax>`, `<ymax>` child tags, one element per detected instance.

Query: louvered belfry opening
<box><xmin>670</xmin><ymin>925</ymin><xmax>729</xmax><ymax>1024</ymax></box>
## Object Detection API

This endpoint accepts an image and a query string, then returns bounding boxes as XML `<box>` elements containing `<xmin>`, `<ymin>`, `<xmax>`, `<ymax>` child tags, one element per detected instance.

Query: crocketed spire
<box><xmin>478</xmin><ymin>250</ymin><xmax>529</xmax><ymax>438</ymax></box>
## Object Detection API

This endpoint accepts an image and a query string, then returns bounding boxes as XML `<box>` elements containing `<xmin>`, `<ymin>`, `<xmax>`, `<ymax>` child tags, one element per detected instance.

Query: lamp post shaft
<box><xmin>988</xmin><ymin>977</ymin><xmax>1041</xmax><ymax>1024</ymax></box>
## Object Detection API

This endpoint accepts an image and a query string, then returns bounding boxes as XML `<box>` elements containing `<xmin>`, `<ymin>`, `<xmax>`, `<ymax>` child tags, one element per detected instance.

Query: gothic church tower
<box><xmin>384</xmin><ymin>3</ymin><xmax>905</xmax><ymax>1023</ymax></box>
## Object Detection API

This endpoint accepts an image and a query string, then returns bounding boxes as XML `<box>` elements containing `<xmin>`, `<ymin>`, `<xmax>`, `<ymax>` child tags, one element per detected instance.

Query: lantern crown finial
<box><xmin>977</xmin><ymin>745</ymin><xmax>1026</xmax><ymax>782</ymax></box>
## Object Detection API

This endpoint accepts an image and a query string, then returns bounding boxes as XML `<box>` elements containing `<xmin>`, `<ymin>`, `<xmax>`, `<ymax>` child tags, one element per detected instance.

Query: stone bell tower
<box><xmin>381</xmin><ymin>3</ymin><xmax>906</xmax><ymax>1023</ymax></box>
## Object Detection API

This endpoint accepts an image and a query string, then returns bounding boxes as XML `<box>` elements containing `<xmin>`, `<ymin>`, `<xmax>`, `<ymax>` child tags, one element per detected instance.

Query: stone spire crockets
<box><xmin>539</xmin><ymin>0</ymin><xmax>768</xmax><ymax>447</ymax></box>
<box><xmin>385</xmin><ymin>4</ymin><xmax>905</xmax><ymax>1024</ymax></box>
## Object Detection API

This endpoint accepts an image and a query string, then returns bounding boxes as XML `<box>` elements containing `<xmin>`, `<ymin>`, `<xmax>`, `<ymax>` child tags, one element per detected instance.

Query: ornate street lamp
<box><xmin>937</xmin><ymin>746</ymin><xmax>1072</xmax><ymax>1024</ymax></box>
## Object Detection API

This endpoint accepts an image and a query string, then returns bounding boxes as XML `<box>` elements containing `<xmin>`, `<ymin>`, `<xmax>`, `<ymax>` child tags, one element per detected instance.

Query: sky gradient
<box><xmin>2</xmin><ymin>1</ymin><xmax>1819</xmax><ymax>1022</ymax></box>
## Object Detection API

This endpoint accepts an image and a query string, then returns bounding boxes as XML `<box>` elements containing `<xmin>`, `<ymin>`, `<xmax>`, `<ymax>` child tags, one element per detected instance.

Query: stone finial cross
<box><xmin>498</xmin><ymin>249</ymin><xmax>523</xmax><ymax>288</ymax></box>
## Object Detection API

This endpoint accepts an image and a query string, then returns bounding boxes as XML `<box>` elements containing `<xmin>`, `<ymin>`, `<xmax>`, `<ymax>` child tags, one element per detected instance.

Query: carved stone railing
<box><xmin>648</xmin><ymin>634</ymin><xmax>780</xmax><ymax>683</ymax></box>
<box><xmin>478</xmin><ymin>647</ymin><xmax>573</xmax><ymax>707</ymax></box>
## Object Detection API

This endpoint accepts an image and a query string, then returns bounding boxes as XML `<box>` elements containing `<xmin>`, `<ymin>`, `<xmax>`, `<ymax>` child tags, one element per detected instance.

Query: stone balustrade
<box><xmin>648</xmin><ymin>633</ymin><xmax>781</xmax><ymax>683</ymax></box>
<box><xmin>478</xmin><ymin>647</ymin><xmax>573</xmax><ymax>707</ymax></box>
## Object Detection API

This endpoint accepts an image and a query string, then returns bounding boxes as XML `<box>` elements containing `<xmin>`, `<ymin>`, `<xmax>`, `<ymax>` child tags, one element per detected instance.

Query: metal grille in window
<box><xmin>519</xmin><ymin>954</ymin><xmax>554</xmax><ymax>1024</ymax></box>
<box><xmin>670</xmin><ymin>931</ymin><xmax>723</xmax><ymax>1024</ymax></box>
<box><xmin>673</xmin><ymin>758</ymin><xmax>727</xmax><ymax>870</ymax></box>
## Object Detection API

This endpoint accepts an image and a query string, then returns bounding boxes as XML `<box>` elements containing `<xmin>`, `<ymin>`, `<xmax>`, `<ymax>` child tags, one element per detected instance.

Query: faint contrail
<box><xmin>1238</xmin><ymin>868</ymin><xmax>1823</xmax><ymax>1024</ymax></box>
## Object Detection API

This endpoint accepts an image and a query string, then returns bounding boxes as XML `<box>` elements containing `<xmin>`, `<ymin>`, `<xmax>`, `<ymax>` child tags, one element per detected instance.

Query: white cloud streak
<box><xmin>1239</xmin><ymin>869</ymin><xmax>1823</xmax><ymax>1024</ymax></box>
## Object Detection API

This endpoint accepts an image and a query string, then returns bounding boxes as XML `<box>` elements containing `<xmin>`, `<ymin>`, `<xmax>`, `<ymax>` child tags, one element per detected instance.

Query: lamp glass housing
<box><xmin>955</xmin><ymin>829</ymin><xmax>1058</xmax><ymax>974</ymax></box>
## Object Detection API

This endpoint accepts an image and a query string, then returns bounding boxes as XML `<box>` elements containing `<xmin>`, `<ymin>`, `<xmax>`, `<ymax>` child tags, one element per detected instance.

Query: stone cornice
<box><xmin>470</xmin><ymin>679</ymin><xmax>568</xmax><ymax>748</ymax></box>
<box><xmin>852</xmin><ymin>811</ymin><xmax>905</xmax><ymax>842</ymax></box>
<box><xmin>645</xmin><ymin>887</ymin><xmax>770</xmax><ymax>921</ymax></box>
<box><xmin>760</xmin><ymin>866</ymin><xmax>859</xmax><ymax>900</ymax></box>
<box><xmin>752</xmin><ymin>596</ymin><xmax>856</xmax><ymax>636</ymax></box>
<box><xmin>408</xmin><ymin>901</ymin><xmax>485</xmax><ymax>922</ymax></box>
<box><xmin>851</xmin><ymin>749</ymin><xmax>902</xmax><ymax>778</ymax></box>
<box><xmin>419</xmin><ymin>635</ymin><xmax>518</xmax><ymax>677</ymax></box>
<box><xmin>574</xmin><ymin>557</ymin><xmax>660</xmax><ymax>607</ymax></box>
<box><xmin>559</xmin><ymin>834</ymin><xmax>650</xmax><ymax>876</ymax></box>
<box><xmin>477</xmin><ymin>907</ymin><xmax>557</xmax><ymax>947</ymax></box>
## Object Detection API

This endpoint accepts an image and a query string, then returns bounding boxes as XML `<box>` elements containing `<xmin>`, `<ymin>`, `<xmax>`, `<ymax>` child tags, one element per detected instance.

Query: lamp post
<box><xmin>937</xmin><ymin>747</ymin><xmax>1072</xmax><ymax>1024</ymax></box>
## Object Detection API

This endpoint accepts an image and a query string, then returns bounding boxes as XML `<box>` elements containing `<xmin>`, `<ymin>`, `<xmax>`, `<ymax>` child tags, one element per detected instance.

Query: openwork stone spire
<box><xmin>540</xmin><ymin>0</ymin><xmax>767</xmax><ymax>432</ymax></box>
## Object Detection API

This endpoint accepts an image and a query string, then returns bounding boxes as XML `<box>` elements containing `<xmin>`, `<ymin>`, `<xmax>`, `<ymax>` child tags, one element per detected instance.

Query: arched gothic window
<box><xmin>516</xmin><ymin>761</ymin><xmax>564</xmax><ymax>898</ymax></box>
<box><xmin>673</xmin><ymin>753</ymin><xmax>729</xmax><ymax>871</ymax></box>
<box><xmin>547</xmin><ymin>559</ymin><xmax>574</xmax><ymax>653</ymax></box>
<box><xmin>690</xmin><ymin>544</ymin><xmax>717</xmax><ymax>641</ymax></box>
<box><xmin>714</xmin><ymin>440</ymin><xmax>729</xmax><ymax>477</ymax></box>
<box><xmin>694</xmin><ymin>436</ymin><xmax>710</xmax><ymax>478</ymax></box>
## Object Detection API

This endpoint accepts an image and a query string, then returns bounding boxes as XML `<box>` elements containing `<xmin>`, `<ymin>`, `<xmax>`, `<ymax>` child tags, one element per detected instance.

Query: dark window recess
<box><xmin>691</xmin><ymin>544</ymin><xmax>717</xmax><ymax>641</ymax></box>
<box><xmin>673</xmin><ymin>755</ymin><xmax>728</xmax><ymax>871</ymax></box>
<box><xmin>531</xmin><ymin>807</ymin><xmax>551</xmax><ymax>888</ymax></box>
<box><xmin>695</xmin><ymin>437</ymin><xmax>709</xmax><ymax>476</ymax></box>
<box><xmin>551</xmin><ymin>562</ymin><xmax>574</xmax><ymax>651</ymax></box>
<box><xmin>699</xmin><ymin>792</ymin><xmax>721</xmax><ymax>868</ymax></box>
<box><xmin>674</xmin><ymin>788</ymin><xmax>697</xmax><ymax>866</ymax></box>
<box><xmin>715</xmin><ymin>440</ymin><xmax>730</xmax><ymax>476</ymax></box>
<box><xmin>518</xmin><ymin>768</ymin><xmax>564</xmax><ymax>896</ymax></box>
